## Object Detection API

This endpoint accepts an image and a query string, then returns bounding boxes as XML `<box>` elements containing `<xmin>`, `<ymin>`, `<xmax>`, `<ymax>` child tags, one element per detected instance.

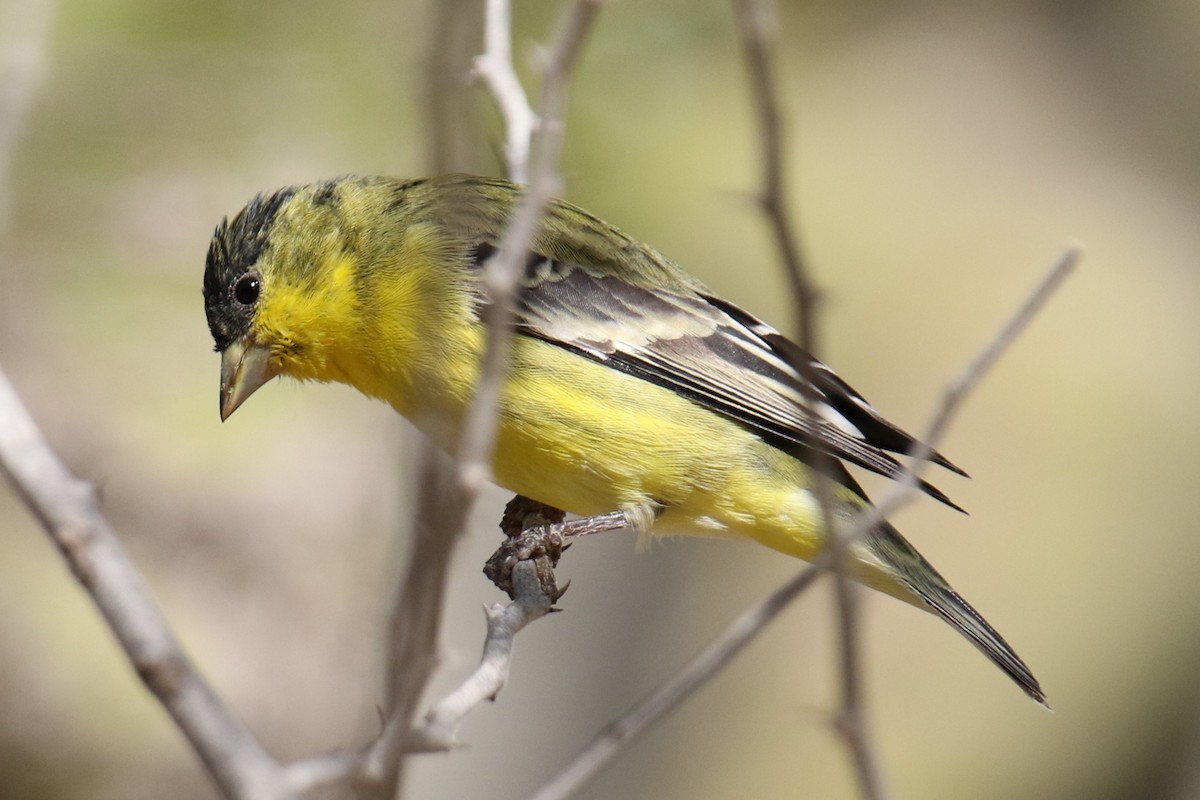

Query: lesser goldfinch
<box><xmin>203</xmin><ymin>174</ymin><xmax>1044</xmax><ymax>705</ymax></box>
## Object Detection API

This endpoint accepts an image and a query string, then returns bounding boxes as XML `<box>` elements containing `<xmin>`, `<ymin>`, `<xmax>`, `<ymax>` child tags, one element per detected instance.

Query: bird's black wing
<box><xmin>465</xmin><ymin>203</ymin><xmax>964</xmax><ymax>510</ymax></box>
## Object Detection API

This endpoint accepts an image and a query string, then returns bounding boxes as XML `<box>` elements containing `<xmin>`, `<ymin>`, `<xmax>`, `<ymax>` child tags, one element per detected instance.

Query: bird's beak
<box><xmin>219</xmin><ymin>336</ymin><xmax>276</xmax><ymax>421</ymax></box>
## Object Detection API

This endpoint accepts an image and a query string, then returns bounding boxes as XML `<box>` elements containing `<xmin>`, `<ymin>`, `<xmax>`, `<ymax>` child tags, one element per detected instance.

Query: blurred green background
<box><xmin>2</xmin><ymin>0</ymin><xmax>1199</xmax><ymax>798</ymax></box>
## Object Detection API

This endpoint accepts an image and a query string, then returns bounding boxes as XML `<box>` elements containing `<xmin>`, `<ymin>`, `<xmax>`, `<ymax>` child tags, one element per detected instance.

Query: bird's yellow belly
<box><xmin>379</xmin><ymin>336</ymin><xmax>907</xmax><ymax>603</ymax></box>
<box><xmin>490</xmin><ymin>360</ymin><xmax>922</xmax><ymax>606</ymax></box>
<box><xmin>485</xmin><ymin>342</ymin><xmax>825</xmax><ymax>549</ymax></box>
<box><xmin>388</xmin><ymin>336</ymin><xmax>836</xmax><ymax>558</ymax></box>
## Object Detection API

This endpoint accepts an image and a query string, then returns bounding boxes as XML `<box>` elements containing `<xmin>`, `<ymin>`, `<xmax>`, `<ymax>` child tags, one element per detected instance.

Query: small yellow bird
<box><xmin>203</xmin><ymin>174</ymin><xmax>1044</xmax><ymax>705</ymax></box>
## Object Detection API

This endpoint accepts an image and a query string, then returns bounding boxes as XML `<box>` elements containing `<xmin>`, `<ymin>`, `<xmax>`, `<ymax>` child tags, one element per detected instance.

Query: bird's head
<box><xmin>203</xmin><ymin>180</ymin><xmax>366</xmax><ymax>421</ymax></box>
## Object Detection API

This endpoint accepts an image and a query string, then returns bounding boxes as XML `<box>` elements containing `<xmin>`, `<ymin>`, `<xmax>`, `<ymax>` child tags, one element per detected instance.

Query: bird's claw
<box><xmin>485</xmin><ymin>495</ymin><xmax>570</xmax><ymax>601</ymax></box>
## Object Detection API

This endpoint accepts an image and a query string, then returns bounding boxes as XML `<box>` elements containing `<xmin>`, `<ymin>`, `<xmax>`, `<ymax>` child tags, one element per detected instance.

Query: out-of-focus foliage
<box><xmin>1</xmin><ymin>1</ymin><xmax>1198</xmax><ymax>798</ymax></box>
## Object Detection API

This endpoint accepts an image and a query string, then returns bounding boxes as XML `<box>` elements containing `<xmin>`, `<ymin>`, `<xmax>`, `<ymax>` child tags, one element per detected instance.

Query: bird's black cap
<box><xmin>203</xmin><ymin>186</ymin><xmax>297</xmax><ymax>352</ymax></box>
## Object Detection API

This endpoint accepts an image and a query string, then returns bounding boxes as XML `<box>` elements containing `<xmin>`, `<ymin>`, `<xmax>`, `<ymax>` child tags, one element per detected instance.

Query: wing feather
<box><xmin>442</xmin><ymin>182</ymin><xmax>964</xmax><ymax>509</ymax></box>
<box><xmin>490</xmin><ymin>243</ymin><xmax>964</xmax><ymax>510</ymax></box>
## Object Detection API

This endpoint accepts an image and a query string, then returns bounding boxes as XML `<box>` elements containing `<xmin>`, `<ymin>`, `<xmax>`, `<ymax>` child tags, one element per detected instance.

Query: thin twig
<box><xmin>388</xmin><ymin>461</ymin><xmax>462</xmax><ymax>716</ymax></box>
<box><xmin>362</xmin><ymin>0</ymin><xmax>604</xmax><ymax>792</ymax></box>
<box><xmin>369</xmin><ymin>508</ymin><xmax>624</xmax><ymax>771</ymax></box>
<box><xmin>472</xmin><ymin>0</ymin><xmax>538</xmax><ymax>183</ymax></box>
<box><xmin>832</xmin><ymin>565</ymin><xmax>889</xmax><ymax>800</ymax></box>
<box><xmin>385</xmin><ymin>504</ymin><xmax>630</xmax><ymax>756</ymax></box>
<box><xmin>733</xmin><ymin>1</ymin><xmax>886</xmax><ymax>794</ymax></box>
<box><xmin>920</xmin><ymin>244</ymin><xmax>1081</xmax><ymax>460</ymax></box>
<box><xmin>0</xmin><ymin>5</ymin><xmax>318</xmax><ymax>798</ymax></box>
<box><xmin>524</xmin><ymin>248</ymin><xmax>1077</xmax><ymax>800</ymax></box>
<box><xmin>361</xmin><ymin>449</ymin><xmax>471</xmax><ymax>797</ymax></box>
<box><xmin>371</xmin><ymin>564</ymin><xmax>553</xmax><ymax>763</ymax></box>
<box><xmin>733</xmin><ymin>0</ymin><xmax>819</xmax><ymax>352</ymax></box>
<box><xmin>404</xmin><ymin>560</ymin><xmax>558</xmax><ymax>752</ymax></box>
<box><xmin>0</xmin><ymin>368</ymin><xmax>296</xmax><ymax>800</ymax></box>
<box><xmin>364</xmin><ymin>8</ymin><xmax>490</xmax><ymax>794</ymax></box>
<box><xmin>456</xmin><ymin>0</ymin><xmax>602</xmax><ymax>495</ymax></box>
<box><xmin>528</xmin><ymin>557</ymin><xmax>827</xmax><ymax>800</ymax></box>
<box><xmin>819</xmin><ymin>236</ymin><xmax>1075</xmax><ymax>789</ymax></box>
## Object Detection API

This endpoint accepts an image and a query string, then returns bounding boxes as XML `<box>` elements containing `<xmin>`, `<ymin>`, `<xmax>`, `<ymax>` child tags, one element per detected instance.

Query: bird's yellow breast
<box><xmin>262</xmin><ymin>240</ymin><xmax>837</xmax><ymax>566</ymax></box>
<box><xmin>374</xmin><ymin>332</ymin><xmax>830</xmax><ymax>556</ymax></box>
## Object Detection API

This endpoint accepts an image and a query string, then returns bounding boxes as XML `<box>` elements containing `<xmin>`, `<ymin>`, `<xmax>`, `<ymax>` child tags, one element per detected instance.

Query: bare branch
<box><xmin>279</xmin><ymin>751</ymin><xmax>361</xmax><ymax>797</ymax></box>
<box><xmin>394</xmin><ymin>503</ymin><xmax>631</xmax><ymax>758</ymax></box>
<box><xmin>733</xmin><ymin>1</ymin><xmax>887</xmax><ymax>794</ymax></box>
<box><xmin>367</xmin><ymin>498</ymin><xmax>564</xmax><ymax>772</ymax></box>
<box><xmin>825</xmin><ymin>247</ymin><xmax>1079</xmax><ymax>794</ymax></box>
<box><xmin>362</xmin><ymin>2</ymin><xmax>603</xmax><ymax>793</ymax></box>
<box><xmin>733</xmin><ymin>0</ymin><xmax>819</xmax><ymax>352</ymax></box>
<box><xmin>528</xmin><ymin>558</ymin><xmax>826</xmax><ymax>800</ymax></box>
<box><xmin>364</xmin><ymin>8</ymin><xmax>491</xmax><ymax>794</ymax></box>
<box><xmin>921</xmin><ymin>244</ymin><xmax>1081</xmax><ymax>460</ymax></box>
<box><xmin>832</xmin><ymin>569</ymin><xmax>890</xmax><ymax>800</ymax></box>
<box><xmin>405</xmin><ymin>559</ymin><xmax>557</xmax><ymax>753</ymax></box>
<box><xmin>525</xmin><ymin>248</ymin><xmax>1077</xmax><ymax>800</ymax></box>
<box><xmin>360</xmin><ymin>451</ymin><xmax>471</xmax><ymax>798</ymax></box>
<box><xmin>818</xmin><ymin>248</ymin><xmax>1078</xmax><ymax>791</ymax></box>
<box><xmin>865</xmin><ymin>244</ymin><xmax>1080</xmax><ymax>524</ymax></box>
<box><xmin>0</xmin><ymin>368</ymin><xmax>297</xmax><ymax>800</ymax></box>
<box><xmin>456</xmin><ymin>0</ymin><xmax>603</xmax><ymax>495</ymax></box>
<box><xmin>387</xmin><ymin>454</ymin><xmax>463</xmax><ymax>716</ymax></box>
<box><xmin>473</xmin><ymin>0</ymin><xmax>538</xmax><ymax>183</ymax></box>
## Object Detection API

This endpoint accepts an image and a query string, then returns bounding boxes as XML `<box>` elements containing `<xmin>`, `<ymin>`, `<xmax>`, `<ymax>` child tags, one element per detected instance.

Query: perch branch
<box><xmin>362</xmin><ymin>1</ymin><xmax>603</xmax><ymax>794</ymax></box>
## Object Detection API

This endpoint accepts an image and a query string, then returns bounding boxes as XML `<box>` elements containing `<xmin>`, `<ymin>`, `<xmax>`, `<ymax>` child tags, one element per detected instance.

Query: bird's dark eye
<box><xmin>233</xmin><ymin>274</ymin><xmax>260</xmax><ymax>306</ymax></box>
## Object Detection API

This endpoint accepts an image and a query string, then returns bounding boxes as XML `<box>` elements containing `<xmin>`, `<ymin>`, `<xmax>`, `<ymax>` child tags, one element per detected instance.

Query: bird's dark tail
<box><xmin>868</xmin><ymin>523</ymin><xmax>1048</xmax><ymax>707</ymax></box>
<box><xmin>908</xmin><ymin>574</ymin><xmax>1048</xmax><ymax>708</ymax></box>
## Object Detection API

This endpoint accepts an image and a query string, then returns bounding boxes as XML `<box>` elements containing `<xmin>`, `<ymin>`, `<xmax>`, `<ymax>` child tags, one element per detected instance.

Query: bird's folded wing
<box><xmin>504</xmin><ymin>249</ymin><xmax>964</xmax><ymax>511</ymax></box>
